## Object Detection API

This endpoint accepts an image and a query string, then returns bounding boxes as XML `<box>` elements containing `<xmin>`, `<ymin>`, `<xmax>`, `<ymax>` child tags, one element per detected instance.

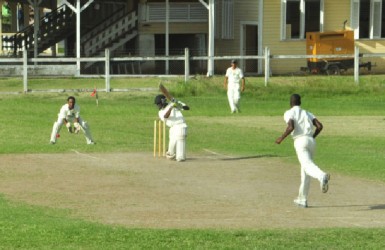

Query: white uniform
<box><xmin>159</xmin><ymin>103</ymin><xmax>187</xmax><ymax>162</ymax></box>
<box><xmin>50</xmin><ymin>103</ymin><xmax>94</xmax><ymax>144</ymax></box>
<box><xmin>284</xmin><ymin>105</ymin><xmax>326</xmax><ymax>203</ymax></box>
<box><xmin>225</xmin><ymin>66</ymin><xmax>244</xmax><ymax>113</ymax></box>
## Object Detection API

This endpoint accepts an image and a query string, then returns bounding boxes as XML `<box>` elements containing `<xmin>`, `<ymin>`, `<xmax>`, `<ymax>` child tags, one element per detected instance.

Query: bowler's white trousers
<box><xmin>293</xmin><ymin>135</ymin><xmax>326</xmax><ymax>202</ymax></box>
<box><xmin>168</xmin><ymin>123</ymin><xmax>187</xmax><ymax>161</ymax></box>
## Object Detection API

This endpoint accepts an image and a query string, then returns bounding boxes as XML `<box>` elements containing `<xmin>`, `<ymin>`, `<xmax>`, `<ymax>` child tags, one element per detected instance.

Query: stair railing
<box><xmin>83</xmin><ymin>11</ymin><xmax>137</xmax><ymax>57</ymax></box>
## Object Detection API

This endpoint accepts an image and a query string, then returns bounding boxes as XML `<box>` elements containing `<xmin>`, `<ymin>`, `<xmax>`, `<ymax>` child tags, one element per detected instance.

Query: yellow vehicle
<box><xmin>304</xmin><ymin>30</ymin><xmax>371</xmax><ymax>75</ymax></box>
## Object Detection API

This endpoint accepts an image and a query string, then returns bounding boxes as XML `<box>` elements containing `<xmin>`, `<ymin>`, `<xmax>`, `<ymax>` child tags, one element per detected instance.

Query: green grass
<box><xmin>1</xmin><ymin>196</ymin><xmax>385</xmax><ymax>249</ymax></box>
<box><xmin>1</xmin><ymin>75</ymin><xmax>385</xmax><ymax>248</ymax></box>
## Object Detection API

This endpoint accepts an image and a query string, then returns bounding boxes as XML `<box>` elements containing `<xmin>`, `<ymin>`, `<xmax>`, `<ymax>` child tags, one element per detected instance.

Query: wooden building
<box><xmin>0</xmin><ymin>0</ymin><xmax>384</xmax><ymax>75</ymax></box>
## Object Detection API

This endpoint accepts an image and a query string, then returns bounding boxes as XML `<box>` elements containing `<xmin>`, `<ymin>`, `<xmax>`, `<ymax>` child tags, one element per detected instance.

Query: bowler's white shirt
<box><xmin>284</xmin><ymin>106</ymin><xmax>315</xmax><ymax>139</ymax></box>
<box><xmin>225</xmin><ymin>67</ymin><xmax>244</xmax><ymax>88</ymax></box>
<box><xmin>58</xmin><ymin>104</ymin><xmax>80</xmax><ymax>120</ymax></box>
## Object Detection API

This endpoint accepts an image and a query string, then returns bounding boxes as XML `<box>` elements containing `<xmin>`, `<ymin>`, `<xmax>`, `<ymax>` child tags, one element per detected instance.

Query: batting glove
<box><xmin>73</xmin><ymin>122</ymin><xmax>81</xmax><ymax>134</ymax></box>
<box><xmin>172</xmin><ymin>100</ymin><xmax>189</xmax><ymax>110</ymax></box>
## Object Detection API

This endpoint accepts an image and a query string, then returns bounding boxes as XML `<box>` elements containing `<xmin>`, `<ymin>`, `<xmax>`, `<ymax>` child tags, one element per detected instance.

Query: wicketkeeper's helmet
<box><xmin>154</xmin><ymin>94</ymin><xmax>167</xmax><ymax>109</ymax></box>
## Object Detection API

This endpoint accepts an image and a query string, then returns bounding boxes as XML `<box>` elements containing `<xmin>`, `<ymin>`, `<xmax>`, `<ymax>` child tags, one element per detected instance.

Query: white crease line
<box><xmin>203</xmin><ymin>149</ymin><xmax>233</xmax><ymax>158</ymax></box>
<box><xmin>70</xmin><ymin>149</ymin><xmax>100</xmax><ymax>160</ymax></box>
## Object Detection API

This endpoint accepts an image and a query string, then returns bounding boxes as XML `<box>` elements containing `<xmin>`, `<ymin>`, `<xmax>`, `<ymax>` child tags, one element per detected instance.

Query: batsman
<box><xmin>155</xmin><ymin>84</ymin><xmax>189</xmax><ymax>162</ymax></box>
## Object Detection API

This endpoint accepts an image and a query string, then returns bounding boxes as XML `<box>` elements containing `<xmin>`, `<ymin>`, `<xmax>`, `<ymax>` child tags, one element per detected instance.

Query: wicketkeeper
<box><xmin>49</xmin><ymin>96</ymin><xmax>95</xmax><ymax>145</ymax></box>
<box><xmin>154</xmin><ymin>95</ymin><xmax>188</xmax><ymax>162</ymax></box>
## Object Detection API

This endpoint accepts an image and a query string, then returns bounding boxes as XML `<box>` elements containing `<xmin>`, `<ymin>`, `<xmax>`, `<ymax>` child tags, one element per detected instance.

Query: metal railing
<box><xmin>143</xmin><ymin>2</ymin><xmax>207</xmax><ymax>22</ymax></box>
<box><xmin>0</xmin><ymin>46</ymin><xmax>384</xmax><ymax>94</ymax></box>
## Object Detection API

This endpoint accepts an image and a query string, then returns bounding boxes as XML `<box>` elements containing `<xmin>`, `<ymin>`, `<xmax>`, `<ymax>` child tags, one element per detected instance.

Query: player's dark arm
<box><xmin>312</xmin><ymin>118</ymin><xmax>323</xmax><ymax>138</ymax></box>
<box><xmin>163</xmin><ymin>105</ymin><xmax>173</xmax><ymax>119</ymax></box>
<box><xmin>241</xmin><ymin>77</ymin><xmax>245</xmax><ymax>92</ymax></box>
<box><xmin>224</xmin><ymin>77</ymin><xmax>228</xmax><ymax>89</ymax></box>
<box><xmin>275</xmin><ymin>119</ymin><xmax>294</xmax><ymax>144</ymax></box>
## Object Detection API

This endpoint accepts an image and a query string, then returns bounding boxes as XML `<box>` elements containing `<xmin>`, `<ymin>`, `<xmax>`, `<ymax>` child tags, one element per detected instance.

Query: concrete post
<box><xmin>105</xmin><ymin>48</ymin><xmax>110</xmax><ymax>92</ymax></box>
<box><xmin>23</xmin><ymin>48</ymin><xmax>28</xmax><ymax>93</ymax></box>
<box><xmin>184</xmin><ymin>47</ymin><xmax>189</xmax><ymax>83</ymax></box>
<box><xmin>354</xmin><ymin>45</ymin><xmax>359</xmax><ymax>84</ymax></box>
<box><xmin>264</xmin><ymin>47</ymin><xmax>270</xmax><ymax>86</ymax></box>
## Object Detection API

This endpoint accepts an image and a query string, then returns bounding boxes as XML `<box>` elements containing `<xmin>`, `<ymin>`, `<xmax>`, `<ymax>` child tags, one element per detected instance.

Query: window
<box><xmin>352</xmin><ymin>0</ymin><xmax>385</xmax><ymax>39</ymax></box>
<box><xmin>281</xmin><ymin>0</ymin><xmax>324</xmax><ymax>40</ymax></box>
<box><xmin>222</xmin><ymin>0</ymin><xmax>234</xmax><ymax>39</ymax></box>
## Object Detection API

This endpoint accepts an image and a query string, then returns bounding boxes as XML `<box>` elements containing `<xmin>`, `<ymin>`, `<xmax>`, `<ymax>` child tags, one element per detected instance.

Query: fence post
<box><xmin>264</xmin><ymin>47</ymin><xmax>270</xmax><ymax>86</ymax></box>
<box><xmin>23</xmin><ymin>48</ymin><xmax>28</xmax><ymax>93</ymax></box>
<box><xmin>105</xmin><ymin>48</ymin><xmax>110</xmax><ymax>92</ymax></box>
<box><xmin>184</xmin><ymin>47</ymin><xmax>189</xmax><ymax>83</ymax></box>
<box><xmin>354</xmin><ymin>45</ymin><xmax>359</xmax><ymax>84</ymax></box>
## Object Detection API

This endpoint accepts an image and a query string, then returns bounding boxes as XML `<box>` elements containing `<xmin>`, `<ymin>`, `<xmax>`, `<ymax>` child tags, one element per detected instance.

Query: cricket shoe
<box><xmin>166</xmin><ymin>152</ymin><xmax>176</xmax><ymax>160</ymax></box>
<box><xmin>294</xmin><ymin>199</ymin><xmax>308</xmax><ymax>208</ymax></box>
<box><xmin>49</xmin><ymin>141</ymin><xmax>55</xmax><ymax>145</ymax></box>
<box><xmin>321</xmin><ymin>173</ymin><xmax>330</xmax><ymax>193</ymax></box>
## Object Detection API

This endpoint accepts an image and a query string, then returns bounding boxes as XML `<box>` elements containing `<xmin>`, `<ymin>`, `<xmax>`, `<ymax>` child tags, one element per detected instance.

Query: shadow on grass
<box><xmin>307</xmin><ymin>204</ymin><xmax>385</xmax><ymax>210</ymax></box>
<box><xmin>221</xmin><ymin>154</ymin><xmax>278</xmax><ymax>161</ymax></box>
<box><xmin>370</xmin><ymin>204</ymin><xmax>385</xmax><ymax>210</ymax></box>
<box><xmin>188</xmin><ymin>154</ymin><xmax>278</xmax><ymax>161</ymax></box>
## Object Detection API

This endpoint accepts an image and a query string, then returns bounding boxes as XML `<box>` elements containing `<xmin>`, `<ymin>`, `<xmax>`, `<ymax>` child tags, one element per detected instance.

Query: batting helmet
<box><xmin>154</xmin><ymin>94</ymin><xmax>167</xmax><ymax>109</ymax></box>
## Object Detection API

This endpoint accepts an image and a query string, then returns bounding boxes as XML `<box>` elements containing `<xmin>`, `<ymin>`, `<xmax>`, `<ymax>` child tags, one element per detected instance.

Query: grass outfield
<box><xmin>1</xmin><ymin>75</ymin><xmax>385</xmax><ymax>248</ymax></box>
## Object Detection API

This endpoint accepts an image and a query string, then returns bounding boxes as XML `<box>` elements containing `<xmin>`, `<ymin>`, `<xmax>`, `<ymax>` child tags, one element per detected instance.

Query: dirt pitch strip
<box><xmin>0</xmin><ymin>152</ymin><xmax>384</xmax><ymax>229</ymax></box>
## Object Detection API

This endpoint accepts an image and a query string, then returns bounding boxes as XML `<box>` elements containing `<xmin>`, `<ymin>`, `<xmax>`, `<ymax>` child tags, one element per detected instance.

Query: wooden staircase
<box><xmin>9</xmin><ymin>4</ymin><xmax>75</xmax><ymax>57</ymax></box>
<box><xmin>4</xmin><ymin>5</ymin><xmax>138</xmax><ymax>74</ymax></box>
<box><xmin>81</xmin><ymin>9</ymin><xmax>138</xmax><ymax>73</ymax></box>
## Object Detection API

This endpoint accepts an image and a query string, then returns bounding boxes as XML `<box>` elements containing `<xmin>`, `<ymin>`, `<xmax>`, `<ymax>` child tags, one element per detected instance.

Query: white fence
<box><xmin>0</xmin><ymin>46</ymin><xmax>384</xmax><ymax>93</ymax></box>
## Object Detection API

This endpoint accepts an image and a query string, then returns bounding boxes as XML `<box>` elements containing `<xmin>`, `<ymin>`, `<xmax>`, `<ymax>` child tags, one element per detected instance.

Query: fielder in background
<box><xmin>154</xmin><ymin>94</ymin><xmax>188</xmax><ymax>162</ymax></box>
<box><xmin>224</xmin><ymin>59</ymin><xmax>245</xmax><ymax>113</ymax></box>
<box><xmin>275</xmin><ymin>94</ymin><xmax>330</xmax><ymax>208</ymax></box>
<box><xmin>50</xmin><ymin>96</ymin><xmax>95</xmax><ymax>145</ymax></box>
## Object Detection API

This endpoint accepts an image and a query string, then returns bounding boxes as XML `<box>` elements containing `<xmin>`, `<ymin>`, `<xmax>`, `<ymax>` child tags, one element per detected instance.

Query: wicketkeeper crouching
<box><xmin>49</xmin><ymin>96</ymin><xmax>95</xmax><ymax>145</ymax></box>
<box><xmin>155</xmin><ymin>94</ymin><xmax>189</xmax><ymax>162</ymax></box>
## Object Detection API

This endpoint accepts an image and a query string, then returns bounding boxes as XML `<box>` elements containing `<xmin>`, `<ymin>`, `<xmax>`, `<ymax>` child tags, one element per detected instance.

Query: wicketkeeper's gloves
<box><xmin>73</xmin><ymin>122</ymin><xmax>81</xmax><ymax>134</ymax></box>
<box><xmin>65</xmin><ymin>122</ymin><xmax>73</xmax><ymax>133</ymax></box>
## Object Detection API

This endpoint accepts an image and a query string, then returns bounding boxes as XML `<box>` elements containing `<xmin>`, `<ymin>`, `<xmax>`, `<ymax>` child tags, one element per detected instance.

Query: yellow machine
<box><xmin>304</xmin><ymin>30</ymin><xmax>371</xmax><ymax>74</ymax></box>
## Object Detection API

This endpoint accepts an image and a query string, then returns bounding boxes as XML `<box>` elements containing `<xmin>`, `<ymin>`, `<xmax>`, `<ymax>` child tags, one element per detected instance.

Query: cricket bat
<box><xmin>158</xmin><ymin>83</ymin><xmax>190</xmax><ymax>110</ymax></box>
<box><xmin>159</xmin><ymin>83</ymin><xmax>174</xmax><ymax>101</ymax></box>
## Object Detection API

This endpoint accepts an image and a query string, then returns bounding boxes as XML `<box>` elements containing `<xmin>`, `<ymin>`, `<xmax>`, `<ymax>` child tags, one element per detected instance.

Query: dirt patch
<box><xmin>0</xmin><ymin>152</ymin><xmax>384</xmax><ymax>229</ymax></box>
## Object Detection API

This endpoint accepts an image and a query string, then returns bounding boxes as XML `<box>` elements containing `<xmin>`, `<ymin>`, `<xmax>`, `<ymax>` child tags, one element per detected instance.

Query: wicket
<box><xmin>153</xmin><ymin>120</ymin><xmax>166</xmax><ymax>157</ymax></box>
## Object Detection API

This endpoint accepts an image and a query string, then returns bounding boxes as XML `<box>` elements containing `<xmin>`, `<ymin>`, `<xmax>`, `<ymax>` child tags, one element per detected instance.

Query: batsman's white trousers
<box><xmin>294</xmin><ymin>135</ymin><xmax>326</xmax><ymax>202</ymax></box>
<box><xmin>227</xmin><ymin>85</ymin><xmax>241</xmax><ymax>112</ymax></box>
<box><xmin>168</xmin><ymin>123</ymin><xmax>187</xmax><ymax>161</ymax></box>
<box><xmin>50</xmin><ymin>117</ymin><xmax>94</xmax><ymax>144</ymax></box>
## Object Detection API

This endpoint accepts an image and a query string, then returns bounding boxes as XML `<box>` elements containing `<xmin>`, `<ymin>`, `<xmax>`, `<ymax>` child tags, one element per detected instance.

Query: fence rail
<box><xmin>0</xmin><ymin>46</ymin><xmax>383</xmax><ymax>93</ymax></box>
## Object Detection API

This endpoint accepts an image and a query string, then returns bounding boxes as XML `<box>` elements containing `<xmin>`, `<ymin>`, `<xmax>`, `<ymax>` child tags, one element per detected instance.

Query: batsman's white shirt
<box><xmin>158</xmin><ymin>104</ymin><xmax>186</xmax><ymax>127</ymax></box>
<box><xmin>284</xmin><ymin>106</ymin><xmax>315</xmax><ymax>139</ymax></box>
<box><xmin>58</xmin><ymin>104</ymin><xmax>80</xmax><ymax>121</ymax></box>
<box><xmin>225</xmin><ymin>67</ymin><xmax>244</xmax><ymax>89</ymax></box>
